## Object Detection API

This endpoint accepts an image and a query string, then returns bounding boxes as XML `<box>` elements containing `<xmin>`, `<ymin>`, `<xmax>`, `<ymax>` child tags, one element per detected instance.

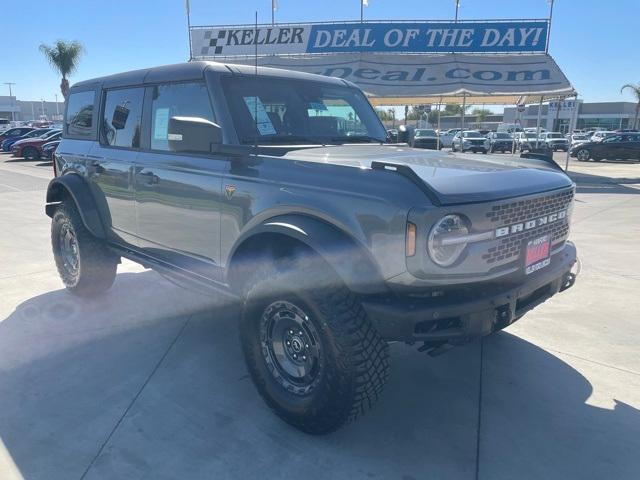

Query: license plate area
<box><xmin>524</xmin><ymin>234</ymin><xmax>551</xmax><ymax>275</ymax></box>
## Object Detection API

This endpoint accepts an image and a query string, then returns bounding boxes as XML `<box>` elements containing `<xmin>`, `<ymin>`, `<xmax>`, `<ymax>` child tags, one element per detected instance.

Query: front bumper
<box><xmin>364</xmin><ymin>242</ymin><xmax>577</xmax><ymax>343</ymax></box>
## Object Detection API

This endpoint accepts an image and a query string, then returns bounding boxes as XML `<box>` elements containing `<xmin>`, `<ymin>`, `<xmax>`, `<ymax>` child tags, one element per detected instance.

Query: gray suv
<box><xmin>46</xmin><ymin>62</ymin><xmax>578</xmax><ymax>434</ymax></box>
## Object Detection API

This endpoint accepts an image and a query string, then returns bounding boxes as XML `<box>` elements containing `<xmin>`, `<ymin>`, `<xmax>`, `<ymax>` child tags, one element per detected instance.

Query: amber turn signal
<box><xmin>406</xmin><ymin>222</ymin><xmax>416</xmax><ymax>257</ymax></box>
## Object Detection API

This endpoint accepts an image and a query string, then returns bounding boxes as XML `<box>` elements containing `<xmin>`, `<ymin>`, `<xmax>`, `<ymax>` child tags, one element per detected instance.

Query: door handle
<box><xmin>139</xmin><ymin>171</ymin><xmax>159</xmax><ymax>185</ymax></box>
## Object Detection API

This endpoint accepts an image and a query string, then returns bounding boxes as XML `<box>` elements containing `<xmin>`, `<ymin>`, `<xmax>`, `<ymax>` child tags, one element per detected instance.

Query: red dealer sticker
<box><xmin>524</xmin><ymin>234</ymin><xmax>551</xmax><ymax>275</ymax></box>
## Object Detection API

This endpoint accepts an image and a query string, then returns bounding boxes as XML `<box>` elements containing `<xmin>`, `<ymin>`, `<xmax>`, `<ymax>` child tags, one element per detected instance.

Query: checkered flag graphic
<box><xmin>201</xmin><ymin>30</ymin><xmax>227</xmax><ymax>56</ymax></box>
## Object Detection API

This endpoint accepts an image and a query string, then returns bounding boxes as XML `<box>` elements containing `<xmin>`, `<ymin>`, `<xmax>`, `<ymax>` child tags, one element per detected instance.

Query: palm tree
<box><xmin>620</xmin><ymin>82</ymin><xmax>640</xmax><ymax>130</ymax></box>
<box><xmin>39</xmin><ymin>40</ymin><xmax>84</xmax><ymax>101</ymax></box>
<box><xmin>472</xmin><ymin>108</ymin><xmax>491</xmax><ymax>128</ymax></box>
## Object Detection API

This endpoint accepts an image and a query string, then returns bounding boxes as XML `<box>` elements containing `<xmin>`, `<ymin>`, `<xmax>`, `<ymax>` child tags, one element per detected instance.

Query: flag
<box><xmin>185</xmin><ymin>0</ymin><xmax>190</xmax><ymax>15</ymax></box>
<box><xmin>362</xmin><ymin>0</ymin><xmax>369</xmax><ymax>5</ymax></box>
<box><xmin>272</xmin><ymin>0</ymin><xmax>278</xmax><ymax>11</ymax></box>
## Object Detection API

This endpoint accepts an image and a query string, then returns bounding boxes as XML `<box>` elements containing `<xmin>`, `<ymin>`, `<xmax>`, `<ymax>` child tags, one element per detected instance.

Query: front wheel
<box><xmin>23</xmin><ymin>146</ymin><xmax>40</xmax><ymax>160</ymax></box>
<box><xmin>52</xmin><ymin>201</ymin><xmax>119</xmax><ymax>296</ymax></box>
<box><xmin>576</xmin><ymin>148</ymin><xmax>591</xmax><ymax>162</ymax></box>
<box><xmin>240</xmin><ymin>260</ymin><xmax>390</xmax><ymax>434</ymax></box>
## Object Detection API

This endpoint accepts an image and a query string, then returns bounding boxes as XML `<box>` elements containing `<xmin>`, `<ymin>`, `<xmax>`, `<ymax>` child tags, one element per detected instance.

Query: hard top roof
<box><xmin>71</xmin><ymin>60</ymin><xmax>351</xmax><ymax>91</ymax></box>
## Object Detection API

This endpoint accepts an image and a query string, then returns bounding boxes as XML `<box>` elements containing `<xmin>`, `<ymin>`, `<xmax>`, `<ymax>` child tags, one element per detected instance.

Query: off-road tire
<box><xmin>240</xmin><ymin>258</ymin><xmax>390</xmax><ymax>435</ymax></box>
<box><xmin>51</xmin><ymin>201</ymin><xmax>118</xmax><ymax>296</ymax></box>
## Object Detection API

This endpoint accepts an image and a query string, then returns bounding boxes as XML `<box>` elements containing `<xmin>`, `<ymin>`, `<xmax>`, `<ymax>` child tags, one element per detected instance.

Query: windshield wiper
<box><xmin>243</xmin><ymin>135</ymin><xmax>329</xmax><ymax>145</ymax></box>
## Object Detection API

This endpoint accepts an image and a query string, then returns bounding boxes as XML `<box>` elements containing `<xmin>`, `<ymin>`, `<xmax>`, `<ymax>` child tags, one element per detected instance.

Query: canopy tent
<box><xmin>226</xmin><ymin>53</ymin><xmax>576</xmax><ymax>106</ymax></box>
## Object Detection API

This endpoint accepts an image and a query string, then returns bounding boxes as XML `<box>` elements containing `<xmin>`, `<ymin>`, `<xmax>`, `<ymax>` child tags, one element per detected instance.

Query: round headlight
<box><xmin>427</xmin><ymin>214</ymin><xmax>469</xmax><ymax>267</ymax></box>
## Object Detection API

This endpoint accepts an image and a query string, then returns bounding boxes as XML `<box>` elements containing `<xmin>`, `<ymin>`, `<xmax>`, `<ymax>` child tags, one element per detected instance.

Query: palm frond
<box><xmin>620</xmin><ymin>83</ymin><xmax>640</xmax><ymax>101</ymax></box>
<box><xmin>39</xmin><ymin>40</ymin><xmax>84</xmax><ymax>78</ymax></box>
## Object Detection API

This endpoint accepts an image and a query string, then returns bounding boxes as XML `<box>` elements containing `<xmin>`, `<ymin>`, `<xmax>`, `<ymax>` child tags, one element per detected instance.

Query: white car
<box><xmin>538</xmin><ymin>132</ymin><xmax>569</xmax><ymax>151</ymax></box>
<box><xmin>438</xmin><ymin>130</ymin><xmax>457</xmax><ymax>148</ymax></box>
<box><xmin>570</xmin><ymin>133</ymin><xmax>591</xmax><ymax>148</ymax></box>
<box><xmin>451</xmin><ymin>130</ymin><xmax>490</xmax><ymax>153</ymax></box>
<box><xmin>590</xmin><ymin>131</ymin><xmax>614</xmax><ymax>142</ymax></box>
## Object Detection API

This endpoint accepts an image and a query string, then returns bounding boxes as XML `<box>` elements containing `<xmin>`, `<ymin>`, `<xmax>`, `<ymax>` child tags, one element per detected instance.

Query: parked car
<box><xmin>570</xmin><ymin>133</ymin><xmax>591</xmax><ymax>149</ymax></box>
<box><xmin>570</xmin><ymin>133</ymin><xmax>640</xmax><ymax>162</ymax></box>
<box><xmin>41</xmin><ymin>140</ymin><xmax>60</xmax><ymax>160</ymax></box>
<box><xmin>497</xmin><ymin>123</ymin><xmax>523</xmax><ymax>134</ymax></box>
<box><xmin>11</xmin><ymin>130</ymin><xmax>61</xmax><ymax>159</ymax></box>
<box><xmin>514</xmin><ymin>132</ymin><xmax>540</xmax><ymax>152</ymax></box>
<box><xmin>451</xmin><ymin>130</ymin><xmax>490</xmax><ymax>153</ymax></box>
<box><xmin>411</xmin><ymin>128</ymin><xmax>440</xmax><ymax>149</ymax></box>
<box><xmin>386</xmin><ymin>129</ymin><xmax>398</xmax><ymax>143</ymax></box>
<box><xmin>538</xmin><ymin>132</ymin><xmax>569</xmax><ymax>152</ymax></box>
<box><xmin>438</xmin><ymin>129</ymin><xmax>457</xmax><ymax>148</ymax></box>
<box><xmin>590</xmin><ymin>131</ymin><xmax>614</xmax><ymax>142</ymax></box>
<box><xmin>1</xmin><ymin>128</ymin><xmax>54</xmax><ymax>151</ymax></box>
<box><xmin>47</xmin><ymin>61</ymin><xmax>578</xmax><ymax>434</ymax></box>
<box><xmin>486</xmin><ymin>131</ymin><xmax>513</xmax><ymax>153</ymax></box>
<box><xmin>0</xmin><ymin>127</ymin><xmax>35</xmax><ymax>145</ymax></box>
<box><xmin>524</xmin><ymin>127</ymin><xmax>546</xmax><ymax>134</ymax></box>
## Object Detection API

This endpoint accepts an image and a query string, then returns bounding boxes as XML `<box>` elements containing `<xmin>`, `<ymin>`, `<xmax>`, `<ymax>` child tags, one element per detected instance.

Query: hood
<box><xmin>13</xmin><ymin>137</ymin><xmax>45</xmax><ymax>146</ymax></box>
<box><xmin>282</xmin><ymin>145</ymin><xmax>572</xmax><ymax>205</ymax></box>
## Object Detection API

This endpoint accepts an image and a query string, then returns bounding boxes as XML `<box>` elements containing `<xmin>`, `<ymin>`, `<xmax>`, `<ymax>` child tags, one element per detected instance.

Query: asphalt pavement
<box><xmin>0</xmin><ymin>151</ymin><xmax>639</xmax><ymax>480</ymax></box>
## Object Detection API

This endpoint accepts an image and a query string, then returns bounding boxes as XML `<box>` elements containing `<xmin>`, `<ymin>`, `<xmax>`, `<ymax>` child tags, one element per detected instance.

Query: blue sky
<box><xmin>4</xmin><ymin>0</ymin><xmax>639</xmax><ymax>107</ymax></box>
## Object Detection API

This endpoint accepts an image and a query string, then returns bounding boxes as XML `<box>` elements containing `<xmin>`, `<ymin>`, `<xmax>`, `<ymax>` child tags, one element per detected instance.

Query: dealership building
<box><xmin>503</xmin><ymin>100</ymin><xmax>637</xmax><ymax>133</ymax></box>
<box><xmin>0</xmin><ymin>96</ymin><xmax>64</xmax><ymax>122</ymax></box>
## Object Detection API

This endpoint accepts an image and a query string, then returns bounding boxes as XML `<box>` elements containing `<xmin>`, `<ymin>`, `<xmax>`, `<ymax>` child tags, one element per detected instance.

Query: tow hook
<box><xmin>560</xmin><ymin>258</ymin><xmax>581</xmax><ymax>292</ymax></box>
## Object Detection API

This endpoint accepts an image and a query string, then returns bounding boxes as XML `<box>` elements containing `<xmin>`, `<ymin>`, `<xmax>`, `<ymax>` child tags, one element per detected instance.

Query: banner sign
<box><xmin>191</xmin><ymin>20</ymin><xmax>549</xmax><ymax>57</ymax></box>
<box><xmin>230</xmin><ymin>54</ymin><xmax>573</xmax><ymax>98</ymax></box>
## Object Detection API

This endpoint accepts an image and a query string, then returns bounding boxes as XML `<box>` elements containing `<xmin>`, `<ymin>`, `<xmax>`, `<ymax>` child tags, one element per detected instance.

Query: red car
<box><xmin>11</xmin><ymin>130</ymin><xmax>62</xmax><ymax>160</ymax></box>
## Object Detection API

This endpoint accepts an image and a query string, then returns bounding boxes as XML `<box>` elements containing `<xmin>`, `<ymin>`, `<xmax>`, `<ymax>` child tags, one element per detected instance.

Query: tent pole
<box><xmin>565</xmin><ymin>93</ymin><xmax>578</xmax><ymax>172</ymax></box>
<box><xmin>512</xmin><ymin>103</ymin><xmax>518</xmax><ymax>155</ymax></box>
<box><xmin>535</xmin><ymin>96</ymin><xmax>543</xmax><ymax>149</ymax></box>
<box><xmin>437</xmin><ymin>96</ymin><xmax>442</xmax><ymax>149</ymax></box>
<box><xmin>461</xmin><ymin>94</ymin><xmax>466</xmax><ymax>129</ymax></box>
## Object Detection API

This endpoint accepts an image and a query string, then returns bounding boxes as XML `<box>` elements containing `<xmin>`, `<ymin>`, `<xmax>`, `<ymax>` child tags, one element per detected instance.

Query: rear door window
<box><xmin>149</xmin><ymin>82</ymin><xmax>215</xmax><ymax>151</ymax></box>
<box><xmin>101</xmin><ymin>88</ymin><xmax>145</xmax><ymax>148</ymax></box>
<box><xmin>66</xmin><ymin>90</ymin><xmax>96</xmax><ymax>138</ymax></box>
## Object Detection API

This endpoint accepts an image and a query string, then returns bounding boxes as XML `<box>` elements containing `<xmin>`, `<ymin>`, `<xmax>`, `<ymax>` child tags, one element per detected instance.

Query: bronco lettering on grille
<box><xmin>495</xmin><ymin>209</ymin><xmax>567</xmax><ymax>238</ymax></box>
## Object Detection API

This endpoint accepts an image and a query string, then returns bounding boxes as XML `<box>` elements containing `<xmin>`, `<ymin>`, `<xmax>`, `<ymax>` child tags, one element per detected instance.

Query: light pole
<box><xmin>4</xmin><ymin>82</ymin><xmax>16</xmax><ymax>122</ymax></box>
<box><xmin>454</xmin><ymin>0</ymin><xmax>460</xmax><ymax>22</ymax></box>
<box><xmin>54</xmin><ymin>94</ymin><xmax>59</xmax><ymax>116</ymax></box>
<box><xmin>41</xmin><ymin>98</ymin><xmax>46</xmax><ymax>120</ymax></box>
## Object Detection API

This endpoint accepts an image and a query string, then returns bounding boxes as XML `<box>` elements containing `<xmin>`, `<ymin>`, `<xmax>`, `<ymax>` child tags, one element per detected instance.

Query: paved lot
<box><xmin>0</xmin><ymin>151</ymin><xmax>639</xmax><ymax>480</ymax></box>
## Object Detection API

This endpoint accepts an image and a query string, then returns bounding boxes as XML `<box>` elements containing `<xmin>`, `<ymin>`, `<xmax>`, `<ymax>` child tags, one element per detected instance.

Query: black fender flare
<box><xmin>227</xmin><ymin>214</ymin><xmax>388</xmax><ymax>295</ymax></box>
<box><xmin>45</xmin><ymin>174</ymin><xmax>107</xmax><ymax>239</ymax></box>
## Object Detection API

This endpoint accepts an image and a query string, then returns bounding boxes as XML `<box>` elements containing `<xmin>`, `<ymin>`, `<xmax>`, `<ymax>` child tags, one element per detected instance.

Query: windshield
<box><xmin>415</xmin><ymin>129</ymin><xmax>436</xmax><ymax>137</ymax></box>
<box><xmin>548</xmin><ymin>133</ymin><xmax>564</xmax><ymax>138</ymax></box>
<box><xmin>222</xmin><ymin>76</ymin><xmax>386</xmax><ymax>145</ymax></box>
<box><xmin>462</xmin><ymin>131</ymin><xmax>482</xmax><ymax>138</ymax></box>
<box><xmin>495</xmin><ymin>133</ymin><xmax>511</xmax><ymax>139</ymax></box>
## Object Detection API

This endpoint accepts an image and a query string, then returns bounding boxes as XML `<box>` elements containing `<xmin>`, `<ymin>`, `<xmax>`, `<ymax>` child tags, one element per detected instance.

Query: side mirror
<box><xmin>167</xmin><ymin>116</ymin><xmax>222</xmax><ymax>153</ymax></box>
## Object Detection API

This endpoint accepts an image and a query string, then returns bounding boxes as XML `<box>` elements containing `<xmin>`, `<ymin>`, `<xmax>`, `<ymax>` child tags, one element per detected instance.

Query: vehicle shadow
<box><xmin>0</xmin><ymin>271</ymin><xmax>638</xmax><ymax>480</ymax></box>
<box><xmin>568</xmin><ymin>169</ymin><xmax>640</xmax><ymax>195</ymax></box>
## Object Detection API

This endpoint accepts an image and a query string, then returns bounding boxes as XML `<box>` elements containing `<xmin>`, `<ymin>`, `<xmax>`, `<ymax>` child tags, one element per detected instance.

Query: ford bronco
<box><xmin>46</xmin><ymin>61</ymin><xmax>578</xmax><ymax>434</ymax></box>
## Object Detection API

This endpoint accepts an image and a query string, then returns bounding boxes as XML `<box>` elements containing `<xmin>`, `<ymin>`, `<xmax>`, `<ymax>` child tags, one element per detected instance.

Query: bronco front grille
<box><xmin>485</xmin><ymin>188</ymin><xmax>574</xmax><ymax>225</ymax></box>
<box><xmin>481</xmin><ymin>188</ymin><xmax>574</xmax><ymax>265</ymax></box>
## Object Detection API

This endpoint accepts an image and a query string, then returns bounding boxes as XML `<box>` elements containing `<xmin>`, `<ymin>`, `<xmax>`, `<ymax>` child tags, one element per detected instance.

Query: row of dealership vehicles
<box><xmin>0</xmin><ymin>126</ymin><xmax>61</xmax><ymax>160</ymax></box>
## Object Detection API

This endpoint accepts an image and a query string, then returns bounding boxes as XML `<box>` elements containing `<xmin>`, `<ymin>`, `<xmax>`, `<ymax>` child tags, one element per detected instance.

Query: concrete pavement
<box><xmin>0</xmin><ymin>153</ymin><xmax>639</xmax><ymax>480</ymax></box>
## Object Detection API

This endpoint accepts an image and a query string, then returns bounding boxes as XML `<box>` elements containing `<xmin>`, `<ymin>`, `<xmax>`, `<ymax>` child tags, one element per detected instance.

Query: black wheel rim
<box><xmin>59</xmin><ymin>223</ymin><xmax>79</xmax><ymax>278</ymax></box>
<box><xmin>577</xmin><ymin>149</ymin><xmax>590</xmax><ymax>161</ymax></box>
<box><xmin>260</xmin><ymin>300</ymin><xmax>324</xmax><ymax>395</ymax></box>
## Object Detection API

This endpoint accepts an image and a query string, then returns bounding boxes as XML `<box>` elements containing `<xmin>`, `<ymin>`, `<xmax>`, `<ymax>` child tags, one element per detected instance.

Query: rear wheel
<box><xmin>23</xmin><ymin>146</ymin><xmax>40</xmax><ymax>160</ymax></box>
<box><xmin>51</xmin><ymin>201</ymin><xmax>119</xmax><ymax>296</ymax></box>
<box><xmin>576</xmin><ymin>148</ymin><xmax>591</xmax><ymax>162</ymax></box>
<box><xmin>240</xmin><ymin>257</ymin><xmax>390</xmax><ymax>434</ymax></box>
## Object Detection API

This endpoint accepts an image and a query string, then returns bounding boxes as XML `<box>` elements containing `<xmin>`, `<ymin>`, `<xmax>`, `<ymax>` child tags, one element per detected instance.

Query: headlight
<box><xmin>427</xmin><ymin>214</ymin><xmax>469</xmax><ymax>267</ymax></box>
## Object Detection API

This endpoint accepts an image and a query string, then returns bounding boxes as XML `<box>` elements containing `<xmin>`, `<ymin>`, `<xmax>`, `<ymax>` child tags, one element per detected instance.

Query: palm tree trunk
<box><xmin>60</xmin><ymin>77</ymin><xmax>70</xmax><ymax>101</ymax></box>
<box><xmin>634</xmin><ymin>102</ymin><xmax>640</xmax><ymax>130</ymax></box>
